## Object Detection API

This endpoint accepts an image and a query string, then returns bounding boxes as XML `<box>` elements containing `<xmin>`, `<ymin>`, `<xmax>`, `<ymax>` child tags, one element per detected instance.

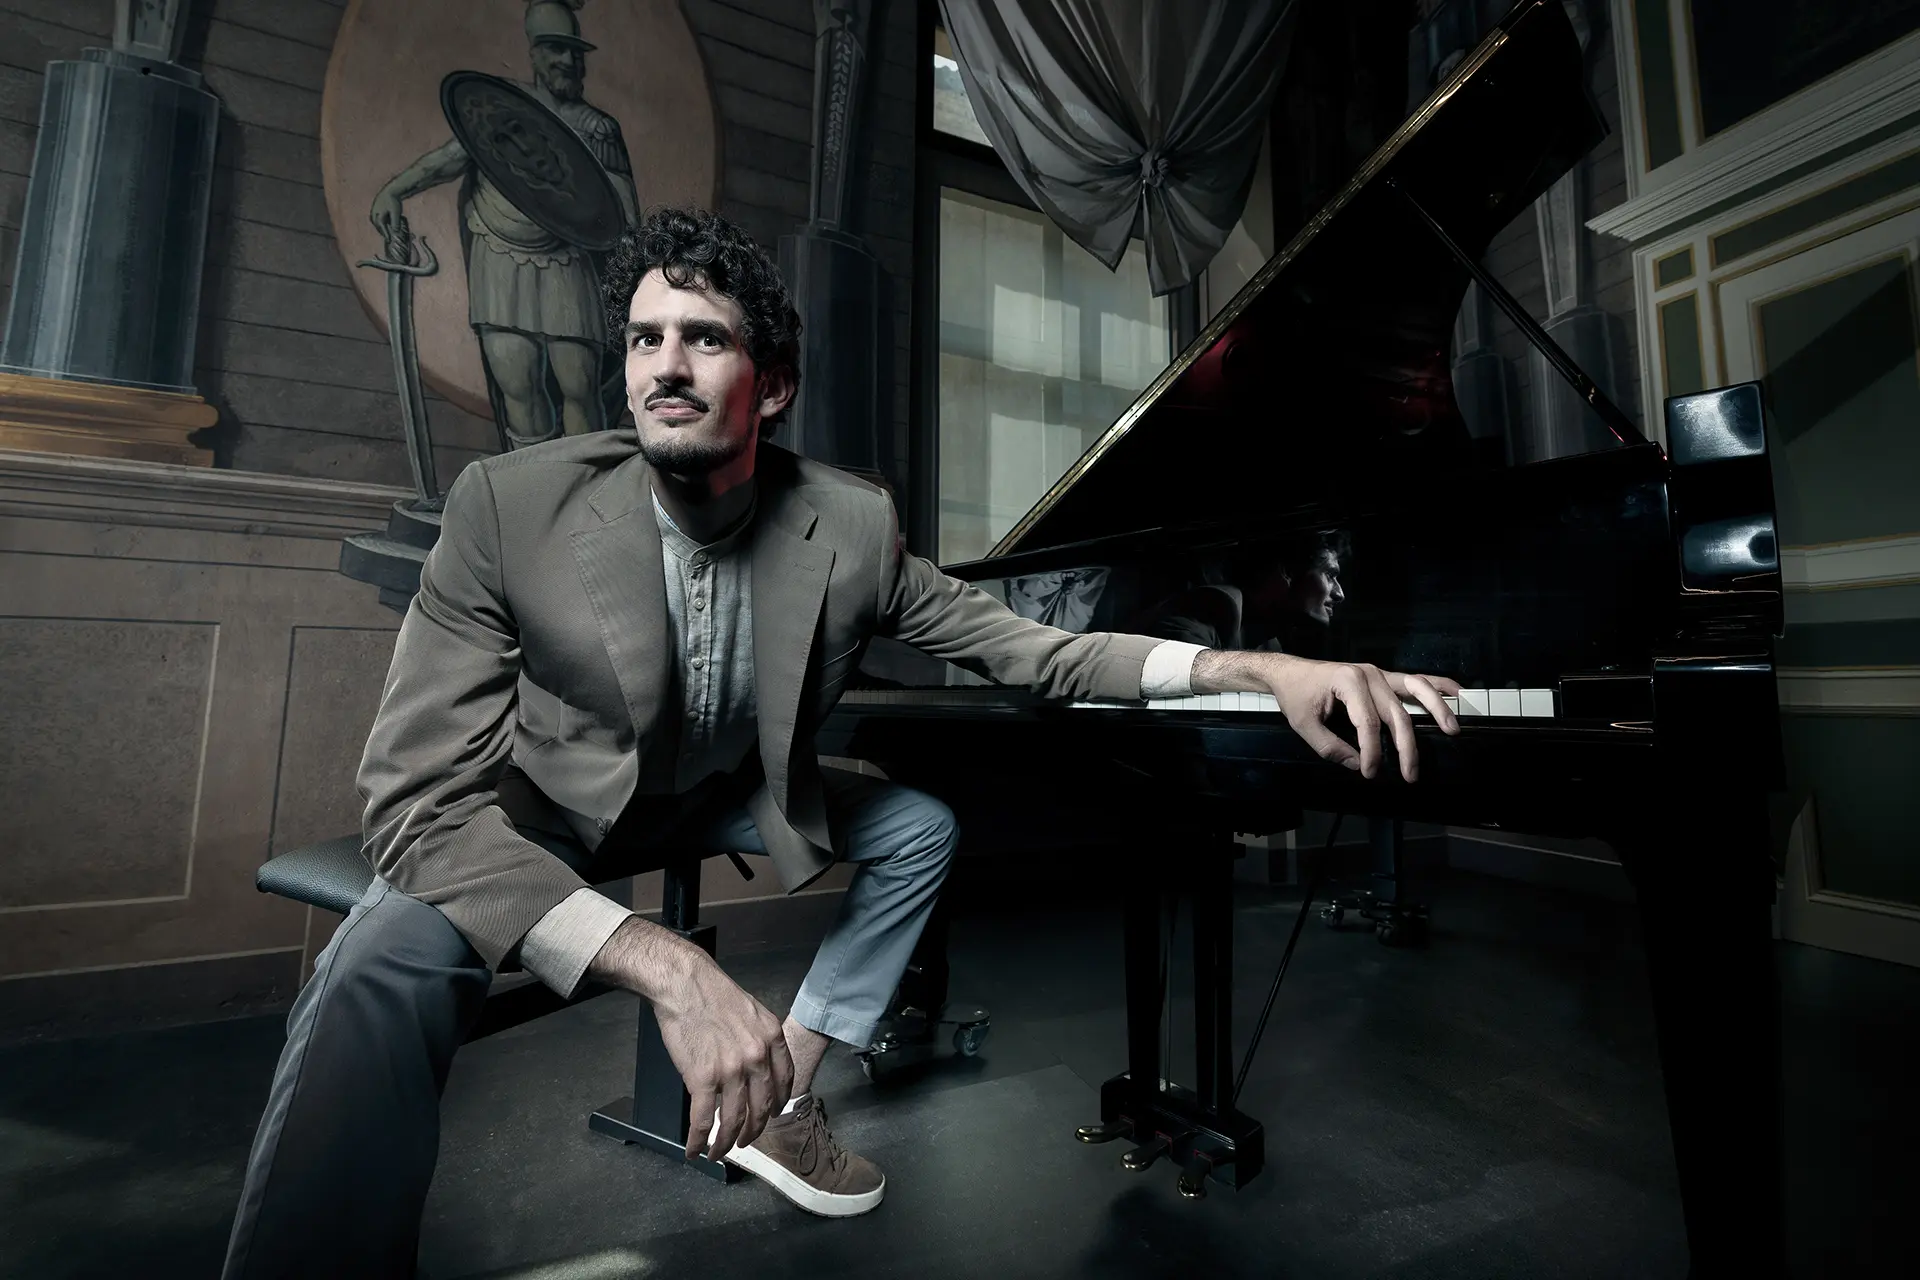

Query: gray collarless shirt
<box><xmin>519</xmin><ymin>481</ymin><xmax>762</xmax><ymax>996</ymax></box>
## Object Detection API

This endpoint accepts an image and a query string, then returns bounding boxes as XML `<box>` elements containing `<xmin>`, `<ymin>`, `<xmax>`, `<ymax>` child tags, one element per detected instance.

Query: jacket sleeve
<box><xmin>356</xmin><ymin>462</ymin><xmax>593</xmax><ymax>971</ymax></box>
<box><xmin>873</xmin><ymin>497</ymin><xmax>1160</xmax><ymax>701</ymax></box>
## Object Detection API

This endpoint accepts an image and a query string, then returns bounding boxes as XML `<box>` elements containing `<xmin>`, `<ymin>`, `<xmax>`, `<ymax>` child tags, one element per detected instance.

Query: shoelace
<box><xmin>795</xmin><ymin>1099</ymin><xmax>848</xmax><ymax>1176</ymax></box>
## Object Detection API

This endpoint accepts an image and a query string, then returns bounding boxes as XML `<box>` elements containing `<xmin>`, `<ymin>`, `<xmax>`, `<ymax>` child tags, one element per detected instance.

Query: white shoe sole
<box><xmin>705</xmin><ymin>1110</ymin><xmax>885</xmax><ymax>1218</ymax></box>
<box><xmin>721</xmin><ymin>1141</ymin><xmax>886</xmax><ymax>1218</ymax></box>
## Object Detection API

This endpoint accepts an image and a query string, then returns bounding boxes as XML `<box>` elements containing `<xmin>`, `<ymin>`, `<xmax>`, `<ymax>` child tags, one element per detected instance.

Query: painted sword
<box><xmin>358</xmin><ymin>221</ymin><xmax>442</xmax><ymax>507</ymax></box>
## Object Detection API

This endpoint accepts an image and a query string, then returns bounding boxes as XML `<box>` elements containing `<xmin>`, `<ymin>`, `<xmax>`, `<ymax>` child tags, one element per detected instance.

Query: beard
<box><xmin>538</xmin><ymin>67</ymin><xmax>584</xmax><ymax>100</ymax></box>
<box><xmin>636</xmin><ymin>423</ymin><xmax>752</xmax><ymax>476</ymax></box>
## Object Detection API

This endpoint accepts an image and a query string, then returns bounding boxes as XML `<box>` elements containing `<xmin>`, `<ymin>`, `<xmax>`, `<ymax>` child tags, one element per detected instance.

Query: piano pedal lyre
<box><xmin>1074</xmin><ymin>1118</ymin><xmax>1131</xmax><ymax>1145</ymax></box>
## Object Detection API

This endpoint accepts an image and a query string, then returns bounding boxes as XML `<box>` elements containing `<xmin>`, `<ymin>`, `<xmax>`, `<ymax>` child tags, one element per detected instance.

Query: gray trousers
<box><xmin>221</xmin><ymin>771</ymin><xmax>957</xmax><ymax>1279</ymax></box>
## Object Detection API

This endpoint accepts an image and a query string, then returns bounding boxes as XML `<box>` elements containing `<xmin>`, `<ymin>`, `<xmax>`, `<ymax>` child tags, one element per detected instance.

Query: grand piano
<box><xmin>819</xmin><ymin>1</ymin><xmax>1786</xmax><ymax>1274</ymax></box>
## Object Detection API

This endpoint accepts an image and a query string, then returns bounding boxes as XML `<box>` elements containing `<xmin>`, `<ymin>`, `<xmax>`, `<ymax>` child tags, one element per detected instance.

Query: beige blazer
<box><xmin>356</xmin><ymin>432</ymin><xmax>1160</xmax><ymax>969</ymax></box>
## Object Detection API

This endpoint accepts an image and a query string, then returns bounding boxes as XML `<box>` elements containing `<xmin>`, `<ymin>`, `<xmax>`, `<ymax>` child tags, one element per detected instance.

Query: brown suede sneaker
<box><xmin>718</xmin><ymin>1096</ymin><xmax>885</xmax><ymax>1217</ymax></box>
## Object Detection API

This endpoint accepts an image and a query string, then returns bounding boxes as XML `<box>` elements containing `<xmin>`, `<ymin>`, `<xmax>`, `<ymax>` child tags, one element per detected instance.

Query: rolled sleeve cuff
<box><xmin>517</xmin><ymin>887</ymin><xmax>636</xmax><ymax>998</ymax></box>
<box><xmin>1140</xmin><ymin>640</ymin><xmax>1207</xmax><ymax>699</ymax></box>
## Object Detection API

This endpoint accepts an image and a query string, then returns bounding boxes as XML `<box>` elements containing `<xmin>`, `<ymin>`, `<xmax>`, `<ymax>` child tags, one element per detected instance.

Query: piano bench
<box><xmin>256</xmin><ymin>834</ymin><xmax>629</xmax><ymax>1043</ymax></box>
<box><xmin>254</xmin><ymin>832</ymin><xmax>745</xmax><ymax>1180</ymax></box>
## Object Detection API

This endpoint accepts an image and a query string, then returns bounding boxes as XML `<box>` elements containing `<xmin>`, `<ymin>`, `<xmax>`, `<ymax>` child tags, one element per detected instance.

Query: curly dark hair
<box><xmin>601</xmin><ymin>206</ymin><xmax>802</xmax><ymax>438</ymax></box>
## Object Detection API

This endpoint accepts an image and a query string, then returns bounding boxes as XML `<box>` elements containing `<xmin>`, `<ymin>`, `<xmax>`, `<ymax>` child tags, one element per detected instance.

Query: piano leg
<box><xmin>1077</xmin><ymin>872</ymin><xmax>1161</xmax><ymax>1148</ymax></box>
<box><xmin>1192</xmin><ymin>834</ymin><xmax>1234</xmax><ymax>1112</ymax></box>
<box><xmin>1616</xmin><ymin>803</ymin><xmax>1784</xmax><ymax>1278</ymax></box>
<box><xmin>1082</xmin><ymin>838</ymin><xmax>1264</xmax><ymax>1193</ymax></box>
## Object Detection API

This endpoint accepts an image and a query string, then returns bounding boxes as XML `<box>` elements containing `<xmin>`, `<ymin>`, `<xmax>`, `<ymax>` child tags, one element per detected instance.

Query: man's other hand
<box><xmin>588</xmin><ymin>918</ymin><xmax>794</xmax><ymax>1159</ymax></box>
<box><xmin>1192</xmin><ymin>650</ymin><xmax>1462</xmax><ymax>782</ymax></box>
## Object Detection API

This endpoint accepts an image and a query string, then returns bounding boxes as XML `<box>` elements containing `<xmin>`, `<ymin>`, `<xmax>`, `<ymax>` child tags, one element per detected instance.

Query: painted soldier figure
<box><xmin>370</xmin><ymin>0</ymin><xmax>640</xmax><ymax>448</ymax></box>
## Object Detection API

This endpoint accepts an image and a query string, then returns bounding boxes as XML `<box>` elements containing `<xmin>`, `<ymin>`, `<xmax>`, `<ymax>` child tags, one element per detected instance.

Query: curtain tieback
<box><xmin>1138</xmin><ymin>148</ymin><xmax>1170</xmax><ymax>189</ymax></box>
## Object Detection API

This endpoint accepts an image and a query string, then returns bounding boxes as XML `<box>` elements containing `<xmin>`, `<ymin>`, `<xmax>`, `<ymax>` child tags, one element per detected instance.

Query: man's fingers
<box><xmin>738</xmin><ymin>1064</ymin><xmax>774</xmax><ymax>1153</ymax></box>
<box><xmin>1294</xmin><ymin>717</ymin><xmax>1360</xmax><ymax>770</ymax></box>
<box><xmin>685</xmin><ymin>1085</ymin><xmax>717</xmax><ymax>1161</ymax></box>
<box><xmin>770</xmin><ymin>1030</ymin><xmax>796</xmax><ymax>1113</ymax></box>
<box><xmin>1397</xmin><ymin>673</ymin><xmax>1459</xmax><ymax>735</ymax></box>
<box><xmin>1333</xmin><ymin>671</ymin><xmax>1382</xmax><ymax>778</ymax></box>
<box><xmin>708</xmin><ymin>1078</ymin><xmax>747</xmax><ymax>1160</ymax></box>
<box><xmin>1367</xmin><ymin>667</ymin><xmax>1419</xmax><ymax>782</ymax></box>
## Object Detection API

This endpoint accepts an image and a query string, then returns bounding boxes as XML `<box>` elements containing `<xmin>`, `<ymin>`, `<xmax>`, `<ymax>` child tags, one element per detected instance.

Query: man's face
<box><xmin>624</xmin><ymin>269</ymin><xmax>788</xmax><ymax>476</ymax></box>
<box><xmin>1290</xmin><ymin>552</ymin><xmax>1345</xmax><ymax>624</ymax></box>
<box><xmin>531</xmin><ymin>42</ymin><xmax>585</xmax><ymax>100</ymax></box>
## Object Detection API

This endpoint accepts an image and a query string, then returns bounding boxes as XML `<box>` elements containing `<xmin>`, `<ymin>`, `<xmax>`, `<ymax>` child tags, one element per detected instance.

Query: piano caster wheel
<box><xmin>1075</xmin><ymin>1119</ymin><xmax>1131</xmax><ymax>1145</ymax></box>
<box><xmin>1120</xmin><ymin>1134</ymin><xmax>1172</xmax><ymax>1172</ymax></box>
<box><xmin>953</xmin><ymin>1021</ymin><xmax>989</xmax><ymax>1057</ymax></box>
<box><xmin>1320</xmin><ymin>904</ymin><xmax>1346</xmax><ymax>929</ymax></box>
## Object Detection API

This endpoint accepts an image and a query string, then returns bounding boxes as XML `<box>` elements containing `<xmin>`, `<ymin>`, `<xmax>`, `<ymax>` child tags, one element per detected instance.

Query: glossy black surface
<box><xmin>972</xmin><ymin>0</ymin><xmax>1607</xmax><ymax>563</ymax></box>
<box><xmin>828</xmin><ymin>2</ymin><xmax>1788</xmax><ymax>1270</ymax></box>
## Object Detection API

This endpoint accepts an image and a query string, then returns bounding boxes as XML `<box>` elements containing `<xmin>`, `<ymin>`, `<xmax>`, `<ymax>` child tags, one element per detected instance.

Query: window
<box><xmin>915</xmin><ymin>13</ymin><xmax>1175</xmax><ymax>564</ymax></box>
<box><xmin>935</xmin><ymin>190</ymin><xmax>1169</xmax><ymax>563</ymax></box>
<box><xmin>931</xmin><ymin>27</ymin><xmax>990</xmax><ymax>147</ymax></box>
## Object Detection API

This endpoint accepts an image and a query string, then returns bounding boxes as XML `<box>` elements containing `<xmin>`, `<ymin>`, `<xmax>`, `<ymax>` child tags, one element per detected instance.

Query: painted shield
<box><xmin>439</xmin><ymin>70</ymin><xmax>624</xmax><ymax>251</ymax></box>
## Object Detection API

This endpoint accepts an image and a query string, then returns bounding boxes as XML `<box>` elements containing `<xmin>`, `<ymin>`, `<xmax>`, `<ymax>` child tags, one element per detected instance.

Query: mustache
<box><xmin>645</xmin><ymin>386</ymin><xmax>710</xmax><ymax>412</ymax></box>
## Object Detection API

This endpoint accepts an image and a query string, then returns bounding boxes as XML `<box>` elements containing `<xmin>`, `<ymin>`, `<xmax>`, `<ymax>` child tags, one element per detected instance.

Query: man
<box><xmin>369</xmin><ymin>0</ymin><xmax>638</xmax><ymax>446</ymax></box>
<box><xmin>1133</xmin><ymin>530</ymin><xmax>1350</xmax><ymax>658</ymax></box>
<box><xmin>222</xmin><ymin>208</ymin><xmax>1459</xmax><ymax>1277</ymax></box>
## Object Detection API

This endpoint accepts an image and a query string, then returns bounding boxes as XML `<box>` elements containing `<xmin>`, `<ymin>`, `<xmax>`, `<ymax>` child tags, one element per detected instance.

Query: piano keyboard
<box><xmin>1068</xmin><ymin>688</ymin><xmax>1558</xmax><ymax>718</ymax></box>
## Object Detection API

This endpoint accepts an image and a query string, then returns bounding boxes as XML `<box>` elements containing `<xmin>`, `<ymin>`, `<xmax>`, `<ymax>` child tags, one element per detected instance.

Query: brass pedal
<box><xmin>1176</xmin><ymin>1146</ymin><xmax>1231</xmax><ymax>1199</ymax></box>
<box><xmin>1120</xmin><ymin>1133</ymin><xmax>1172</xmax><ymax>1171</ymax></box>
<box><xmin>1075</xmin><ymin>1118</ymin><xmax>1131</xmax><ymax>1145</ymax></box>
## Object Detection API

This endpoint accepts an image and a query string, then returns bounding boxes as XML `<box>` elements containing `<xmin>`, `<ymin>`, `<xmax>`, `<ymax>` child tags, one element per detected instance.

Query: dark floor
<box><xmin>1</xmin><ymin>868</ymin><xmax>1914</xmax><ymax>1279</ymax></box>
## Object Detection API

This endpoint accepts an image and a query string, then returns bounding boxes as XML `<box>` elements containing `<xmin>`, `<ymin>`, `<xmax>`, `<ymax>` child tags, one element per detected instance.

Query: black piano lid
<box><xmin>959</xmin><ymin>0</ymin><xmax>1620</xmax><ymax>575</ymax></box>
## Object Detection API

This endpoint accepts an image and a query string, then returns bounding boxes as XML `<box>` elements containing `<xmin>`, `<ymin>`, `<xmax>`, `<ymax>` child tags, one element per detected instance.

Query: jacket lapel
<box><xmin>569</xmin><ymin>451</ymin><xmax>670</xmax><ymax>768</ymax></box>
<box><xmin>751</xmin><ymin>482</ymin><xmax>834</xmax><ymax>841</ymax></box>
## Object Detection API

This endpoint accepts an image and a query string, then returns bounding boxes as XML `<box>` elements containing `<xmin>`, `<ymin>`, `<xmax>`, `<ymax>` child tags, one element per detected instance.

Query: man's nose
<box><xmin>651</xmin><ymin>338</ymin><xmax>694</xmax><ymax>384</ymax></box>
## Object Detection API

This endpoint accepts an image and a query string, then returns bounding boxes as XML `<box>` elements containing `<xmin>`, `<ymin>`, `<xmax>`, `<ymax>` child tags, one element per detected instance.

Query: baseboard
<box><xmin>0</xmin><ymin>949</ymin><xmax>304</xmax><ymax>1045</ymax></box>
<box><xmin>1445</xmin><ymin>832</ymin><xmax>1636</xmax><ymax>902</ymax></box>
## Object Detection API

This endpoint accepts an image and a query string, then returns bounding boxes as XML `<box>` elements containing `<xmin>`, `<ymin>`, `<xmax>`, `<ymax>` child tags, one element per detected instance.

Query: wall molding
<box><xmin>1779</xmin><ymin>797</ymin><xmax>1920</xmax><ymax>968</ymax></box>
<box><xmin>0</xmin><ymin>448</ymin><xmax>410</xmax><ymax>542</ymax></box>
<box><xmin>1590</xmin><ymin>26</ymin><xmax>1920</xmax><ymax>243</ymax></box>
<box><xmin>1782</xmin><ymin>533</ymin><xmax>1920</xmax><ymax>591</ymax></box>
<box><xmin>1777</xmin><ymin>666</ymin><xmax>1920</xmax><ymax>715</ymax></box>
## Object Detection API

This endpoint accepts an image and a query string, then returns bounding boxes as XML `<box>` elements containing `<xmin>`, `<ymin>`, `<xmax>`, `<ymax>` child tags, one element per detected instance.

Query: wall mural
<box><xmin>321</xmin><ymin>0</ymin><xmax>720</xmax><ymax>455</ymax></box>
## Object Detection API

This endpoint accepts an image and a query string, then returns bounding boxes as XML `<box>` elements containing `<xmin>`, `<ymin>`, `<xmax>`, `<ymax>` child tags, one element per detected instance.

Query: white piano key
<box><xmin>1456</xmin><ymin>689</ymin><xmax>1489</xmax><ymax>716</ymax></box>
<box><xmin>1489</xmin><ymin>688</ymin><xmax>1522</xmax><ymax>717</ymax></box>
<box><xmin>1520</xmin><ymin>687</ymin><xmax>1555</xmax><ymax>717</ymax></box>
<box><xmin>1248</xmin><ymin>692</ymin><xmax>1279</xmax><ymax>713</ymax></box>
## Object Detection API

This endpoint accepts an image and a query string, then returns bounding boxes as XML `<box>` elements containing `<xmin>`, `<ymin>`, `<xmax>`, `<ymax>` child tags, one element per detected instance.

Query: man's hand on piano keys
<box><xmin>1189</xmin><ymin>650</ymin><xmax>1462</xmax><ymax>783</ymax></box>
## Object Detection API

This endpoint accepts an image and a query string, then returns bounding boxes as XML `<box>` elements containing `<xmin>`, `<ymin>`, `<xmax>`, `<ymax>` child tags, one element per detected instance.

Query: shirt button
<box><xmin>690</xmin><ymin>656</ymin><xmax>705</xmax><ymax>669</ymax></box>
<box><xmin>692</xmin><ymin>596</ymin><xmax>706</xmax><ymax>610</ymax></box>
<box><xmin>686</xmin><ymin>708</ymin><xmax>699</xmax><ymax>721</ymax></box>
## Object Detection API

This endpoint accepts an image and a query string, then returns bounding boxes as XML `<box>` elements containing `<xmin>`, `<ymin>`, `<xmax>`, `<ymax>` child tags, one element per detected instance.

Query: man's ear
<box><xmin>756</xmin><ymin>366</ymin><xmax>796</xmax><ymax>422</ymax></box>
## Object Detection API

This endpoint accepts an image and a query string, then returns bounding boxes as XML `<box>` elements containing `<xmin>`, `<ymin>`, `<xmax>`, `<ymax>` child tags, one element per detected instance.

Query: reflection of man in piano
<box><xmin>1133</xmin><ymin>529</ymin><xmax>1351</xmax><ymax>659</ymax></box>
<box><xmin>222</xmin><ymin>208</ymin><xmax>1461</xmax><ymax>1273</ymax></box>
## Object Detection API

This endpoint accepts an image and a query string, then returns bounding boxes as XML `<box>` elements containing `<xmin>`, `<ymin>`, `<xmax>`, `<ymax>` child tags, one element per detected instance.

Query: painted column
<box><xmin>776</xmin><ymin>0</ymin><xmax>884</xmax><ymax>476</ymax></box>
<box><xmin>2</xmin><ymin>0</ymin><xmax>218</xmax><ymax>393</ymax></box>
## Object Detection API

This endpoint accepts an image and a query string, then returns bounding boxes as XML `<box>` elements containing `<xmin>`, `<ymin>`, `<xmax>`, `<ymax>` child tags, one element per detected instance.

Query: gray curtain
<box><xmin>937</xmin><ymin>0</ymin><xmax>1298</xmax><ymax>295</ymax></box>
